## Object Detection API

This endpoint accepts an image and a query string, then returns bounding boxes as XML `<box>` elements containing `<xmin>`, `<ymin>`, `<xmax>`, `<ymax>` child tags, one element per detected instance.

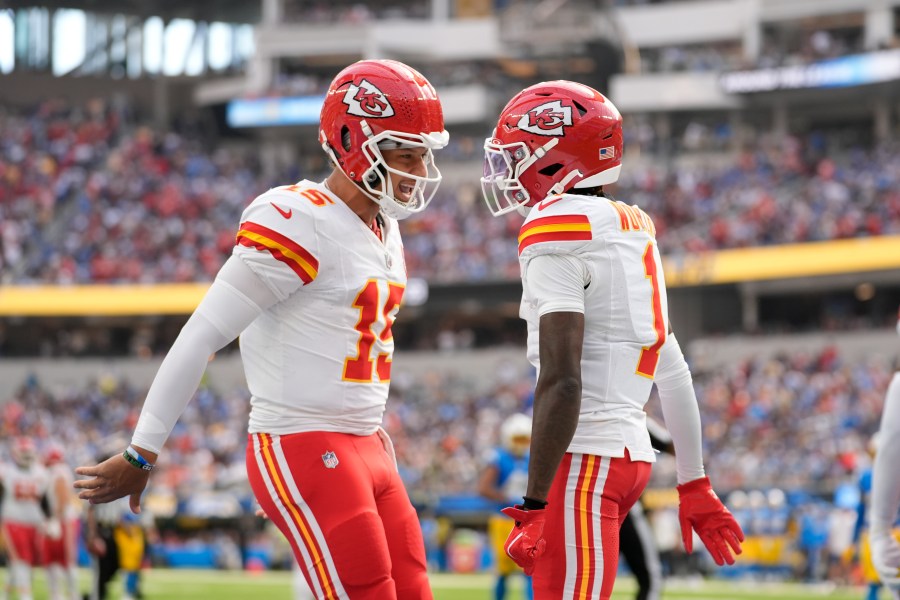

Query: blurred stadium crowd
<box><xmin>2</xmin><ymin>98</ymin><xmax>900</xmax><ymax>287</ymax></box>
<box><xmin>0</xmin><ymin>343</ymin><xmax>894</xmax><ymax>576</ymax></box>
<box><xmin>2</xmin><ymin>0</ymin><xmax>899</xmax><ymax>585</ymax></box>
<box><xmin>1</xmin><ymin>346</ymin><xmax>889</xmax><ymax>504</ymax></box>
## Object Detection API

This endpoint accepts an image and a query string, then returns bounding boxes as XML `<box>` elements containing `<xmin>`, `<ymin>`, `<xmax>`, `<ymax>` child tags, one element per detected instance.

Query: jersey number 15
<box><xmin>343</xmin><ymin>279</ymin><xmax>405</xmax><ymax>383</ymax></box>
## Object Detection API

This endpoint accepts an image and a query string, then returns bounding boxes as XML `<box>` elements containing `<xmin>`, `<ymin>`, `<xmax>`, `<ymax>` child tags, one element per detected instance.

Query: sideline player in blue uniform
<box><xmin>479</xmin><ymin>414</ymin><xmax>534</xmax><ymax>600</ymax></box>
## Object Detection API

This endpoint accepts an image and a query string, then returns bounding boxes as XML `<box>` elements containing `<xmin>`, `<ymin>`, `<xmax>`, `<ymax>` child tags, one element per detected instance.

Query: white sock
<box><xmin>47</xmin><ymin>564</ymin><xmax>63</xmax><ymax>600</ymax></box>
<box><xmin>66</xmin><ymin>565</ymin><xmax>81</xmax><ymax>600</ymax></box>
<box><xmin>10</xmin><ymin>561</ymin><xmax>32</xmax><ymax>599</ymax></box>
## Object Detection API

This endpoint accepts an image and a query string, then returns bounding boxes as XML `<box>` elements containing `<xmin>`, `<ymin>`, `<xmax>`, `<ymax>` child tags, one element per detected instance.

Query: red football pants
<box><xmin>531</xmin><ymin>451</ymin><xmax>652</xmax><ymax>599</ymax></box>
<box><xmin>43</xmin><ymin>518</ymin><xmax>79</xmax><ymax>566</ymax></box>
<box><xmin>246</xmin><ymin>431</ymin><xmax>432</xmax><ymax>600</ymax></box>
<box><xmin>1</xmin><ymin>521</ymin><xmax>42</xmax><ymax>566</ymax></box>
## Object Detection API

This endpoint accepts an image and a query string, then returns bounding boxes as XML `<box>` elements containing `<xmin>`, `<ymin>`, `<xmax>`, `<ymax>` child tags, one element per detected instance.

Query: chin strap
<box><xmin>548</xmin><ymin>169</ymin><xmax>584</xmax><ymax>196</ymax></box>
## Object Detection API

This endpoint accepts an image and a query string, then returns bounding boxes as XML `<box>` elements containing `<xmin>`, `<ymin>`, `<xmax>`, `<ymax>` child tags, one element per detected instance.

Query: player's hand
<box><xmin>74</xmin><ymin>453</ymin><xmax>150</xmax><ymax>514</ymax></box>
<box><xmin>43</xmin><ymin>518</ymin><xmax>63</xmax><ymax>540</ymax></box>
<box><xmin>87</xmin><ymin>536</ymin><xmax>107</xmax><ymax>557</ymax></box>
<box><xmin>871</xmin><ymin>529</ymin><xmax>900</xmax><ymax>591</ymax></box>
<box><xmin>501</xmin><ymin>505</ymin><xmax>547</xmax><ymax>576</ymax></box>
<box><xmin>677</xmin><ymin>476</ymin><xmax>744</xmax><ymax>566</ymax></box>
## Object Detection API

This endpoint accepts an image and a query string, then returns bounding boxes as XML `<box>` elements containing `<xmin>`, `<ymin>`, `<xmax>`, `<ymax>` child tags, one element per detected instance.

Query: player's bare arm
<box><xmin>74</xmin><ymin>255</ymin><xmax>278</xmax><ymax>514</ymax></box>
<box><xmin>526</xmin><ymin>310</ymin><xmax>584</xmax><ymax>502</ymax></box>
<box><xmin>477</xmin><ymin>464</ymin><xmax>507</xmax><ymax>502</ymax></box>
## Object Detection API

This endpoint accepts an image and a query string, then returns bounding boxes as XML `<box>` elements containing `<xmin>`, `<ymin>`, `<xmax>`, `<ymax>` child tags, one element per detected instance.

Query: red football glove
<box><xmin>501</xmin><ymin>505</ymin><xmax>547</xmax><ymax>576</ymax></box>
<box><xmin>676</xmin><ymin>476</ymin><xmax>744</xmax><ymax>566</ymax></box>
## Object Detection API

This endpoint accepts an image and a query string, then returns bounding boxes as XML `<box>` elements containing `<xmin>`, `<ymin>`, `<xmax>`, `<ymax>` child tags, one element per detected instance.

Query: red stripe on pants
<box><xmin>532</xmin><ymin>450</ymin><xmax>652</xmax><ymax>599</ymax></box>
<box><xmin>245</xmin><ymin>431</ymin><xmax>433</xmax><ymax>600</ymax></box>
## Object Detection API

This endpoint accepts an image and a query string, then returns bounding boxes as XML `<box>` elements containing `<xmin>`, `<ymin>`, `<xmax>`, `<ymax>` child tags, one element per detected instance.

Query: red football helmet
<box><xmin>481</xmin><ymin>80</ymin><xmax>623</xmax><ymax>216</ymax></box>
<box><xmin>319</xmin><ymin>59</ymin><xmax>449</xmax><ymax>220</ymax></box>
<box><xmin>45</xmin><ymin>442</ymin><xmax>64</xmax><ymax>465</ymax></box>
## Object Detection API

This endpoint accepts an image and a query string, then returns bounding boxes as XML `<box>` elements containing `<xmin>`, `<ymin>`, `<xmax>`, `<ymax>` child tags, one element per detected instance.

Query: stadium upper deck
<box><xmin>1</xmin><ymin>0</ymin><xmax>900</xmax><ymax>345</ymax></box>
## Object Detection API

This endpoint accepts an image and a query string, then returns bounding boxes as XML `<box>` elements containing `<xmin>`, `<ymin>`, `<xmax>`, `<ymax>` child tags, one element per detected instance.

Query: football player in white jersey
<box><xmin>42</xmin><ymin>444</ymin><xmax>80</xmax><ymax>600</ymax></box>
<box><xmin>480</xmin><ymin>81</ymin><xmax>744</xmax><ymax>599</ymax></box>
<box><xmin>74</xmin><ymin>59</ymin><xmax>449</xmax><ymax>599</ymax></box>
<box><xmin>0</xmin><ymin>436</ymin><xmax>51</xmax><ymax>600</ymax></box>
<box><xmin>867</xmin><ymin>307</ymin><xmax>900</xmax><ymax>598</ymax></box>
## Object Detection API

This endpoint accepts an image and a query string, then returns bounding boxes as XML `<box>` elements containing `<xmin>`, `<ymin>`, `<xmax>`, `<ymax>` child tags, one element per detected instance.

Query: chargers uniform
<box><xmin>517</xmin><ymin>193</ymin><xmax>665</xmax><ymax>597</ymax></box>
<box><xmin>485</xmin><ymin>446</ymin><xmax>531</xmax><ymax>579</ymax></box>
<box><xmin>238</xmin><ymin>180</ymin><xmax>429</xmax><ymax>599</ymax></box>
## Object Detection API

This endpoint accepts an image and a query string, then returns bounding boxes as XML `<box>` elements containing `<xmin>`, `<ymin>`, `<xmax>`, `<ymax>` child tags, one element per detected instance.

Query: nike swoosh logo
<box><xmin>537</xmin><ymin>197</ymin><xmax>563</xmax><ymax>211</ymax></box>
<box><xmin>271</xmin><ymin>202</ymin><xmax>292</xmax><ymax>219</ymax></box>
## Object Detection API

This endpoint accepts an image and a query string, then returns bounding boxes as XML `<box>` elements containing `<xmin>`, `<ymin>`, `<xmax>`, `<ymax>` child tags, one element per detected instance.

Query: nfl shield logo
<box><xmin>322</xmin><ymin>451</ymin><xmax>339</xmax><ymax>469</ymax></box>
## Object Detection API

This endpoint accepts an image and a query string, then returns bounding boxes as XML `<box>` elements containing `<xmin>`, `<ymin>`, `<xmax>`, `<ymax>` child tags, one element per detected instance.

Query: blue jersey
<box><xmin>853</xmin><ymin>467</ymin><xmax>873</xmax><ymax>542</ymax></box>
<box><xmin>485</xmin><ymin>447</ymin><xmax>530</xmax><ymax>507</ymax></box>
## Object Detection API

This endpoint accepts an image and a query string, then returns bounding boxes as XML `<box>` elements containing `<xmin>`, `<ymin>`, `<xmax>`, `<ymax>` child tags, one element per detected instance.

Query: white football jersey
<box><xmin>0</xmin><ymin>461</ymin><xmax>49</xmax><ymax>525</ymax></box>
<box><xmin>234</xmin><ymin>180</ymin><xmax>407</xmax><ymax>436</ymax></box>
<box><xmin>518</xmin><ymin>194</ymin><xmax>669</xmax><ymax>462</ymax></box>
<box><xmin>46</xmin><ymin>462</ymin><xmax>77</xmax><ymax>520</ymax></box>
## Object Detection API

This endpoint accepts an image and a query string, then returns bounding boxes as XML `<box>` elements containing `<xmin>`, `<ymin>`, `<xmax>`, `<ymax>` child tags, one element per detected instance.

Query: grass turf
<box><xmin>0</xmin><ymin>568</ymin><xmax>870</xmax><ymax>599</ymax></box>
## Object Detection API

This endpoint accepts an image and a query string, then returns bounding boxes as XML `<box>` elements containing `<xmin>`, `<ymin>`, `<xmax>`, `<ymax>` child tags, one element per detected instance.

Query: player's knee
<box><xmin>328</xmin><ymin>512</ymin><xmax>392</xmax><ymax>589</ymax></box>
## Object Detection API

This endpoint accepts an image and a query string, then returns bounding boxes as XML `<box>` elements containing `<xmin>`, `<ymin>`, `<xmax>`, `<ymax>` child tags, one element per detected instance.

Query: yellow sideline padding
<box><xmin>0</xmin><ymin>283</ymin><xmax>210</xmax><ymax>316</ymax></box>
<box><xmin>662</xmin><ymin>234</ymin><xmax>900</xmax><ymax>287</ymax></box>
<box><xmin>1</xmin><ymin>236</ymin><xmax>899</xmax><ymax>316</ymax></box>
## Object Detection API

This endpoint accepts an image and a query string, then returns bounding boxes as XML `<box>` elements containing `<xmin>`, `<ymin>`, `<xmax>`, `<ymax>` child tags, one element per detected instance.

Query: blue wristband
<box><xmin>123</xmin><ymin>446</ymin><xmax>154</xmax><ymax>471</ymax></box>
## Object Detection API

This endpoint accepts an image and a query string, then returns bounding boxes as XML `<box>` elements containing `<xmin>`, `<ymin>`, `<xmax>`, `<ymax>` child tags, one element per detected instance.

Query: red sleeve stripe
<box><xmin>517</xmin><ymin>215</ymin><xmax>591</xmax><ymax>254</ymax></box>
<box><xmin>236</xmin><ymin>221</ymin><xmax>318</xmax><ymax>284</ymax></box>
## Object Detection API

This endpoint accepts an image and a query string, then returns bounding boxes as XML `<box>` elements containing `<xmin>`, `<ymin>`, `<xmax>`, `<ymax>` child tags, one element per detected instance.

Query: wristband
<box><xmin>123</xmin><ymin>446</ymin><xmax>154</xmax><ymax>471</ymax></box>
<box><xmin>522</xmin><ymin>496</ymin><xmax>548</xmax><ymax>510</ymax></box>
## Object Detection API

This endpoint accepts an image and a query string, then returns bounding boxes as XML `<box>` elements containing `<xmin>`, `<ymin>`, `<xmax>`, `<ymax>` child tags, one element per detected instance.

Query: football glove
<box><xmin>43</xmin><ymin>518</ymin><xmax>62</xmax><ymax>540</ymax></box>
<box><xmin>501</xmin><ymin>505</ymin><xmax>547</xmax><ymax>576</ymax></box>
<box><xmin>871</xmin><ymin>529</ymin><xmax>900</xmax><ymax>591</ymax></box>
<box><xmin>677</xmin><ymin>476</ymin><xmax>744</xmax><ymax>566</ymax></box>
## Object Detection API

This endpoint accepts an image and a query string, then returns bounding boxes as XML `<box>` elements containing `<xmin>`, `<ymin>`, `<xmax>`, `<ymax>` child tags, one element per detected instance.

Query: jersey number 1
<box><xmin>343</xmin><ymin>280</ymin><xmax>405</xmax><ymax>383</ymax></box>
<box><xmin>636</xmin><ymin>242</ymin><xmax>666</xmax><ymax>378</ymax></box>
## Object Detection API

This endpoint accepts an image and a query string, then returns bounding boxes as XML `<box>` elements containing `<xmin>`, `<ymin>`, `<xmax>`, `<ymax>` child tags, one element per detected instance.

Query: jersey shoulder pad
<box><xmin>235</xmin><ymin>185</ymin><xmax>322</xmax><ymax>287</ymax></box>
<box><xmin>518</xmin><ymin>194</ymin><xmax>593</xmax><ymax>258</ymax></box>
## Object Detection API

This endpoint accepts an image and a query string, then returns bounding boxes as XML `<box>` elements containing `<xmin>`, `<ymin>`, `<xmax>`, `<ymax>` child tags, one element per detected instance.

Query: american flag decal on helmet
<box><xmin>599</xmin><ymin>146</ymin><xmax>616</xmax><ymax>159</ymax></box>
<box><xmin>322</xmin><ymin>451</ymin><xmax>339</xmax><ymax>469</ymax></box>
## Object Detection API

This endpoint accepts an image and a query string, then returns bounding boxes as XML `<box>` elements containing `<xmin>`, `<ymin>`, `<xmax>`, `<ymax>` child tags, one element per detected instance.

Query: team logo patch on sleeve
<box><xmin>518</xmin><ymin>214</ymin><xmax>592</xmax><ymax>254</ymax></box>
<box><xmin>321</xmin><ymin>451</ymin><xmax>339</xmax><ymax>469</ymax></box>
<box><xmin>343</xmin><ymin>79</ymin><xmax>395</xmax><ymax>118</ymax></box>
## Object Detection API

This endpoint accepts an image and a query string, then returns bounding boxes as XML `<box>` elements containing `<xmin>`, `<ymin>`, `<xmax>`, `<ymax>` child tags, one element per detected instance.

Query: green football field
<box><xmin>0</xmin><ymin>568</ymin><xmax>873</xmax><ymax>600</ymax></box>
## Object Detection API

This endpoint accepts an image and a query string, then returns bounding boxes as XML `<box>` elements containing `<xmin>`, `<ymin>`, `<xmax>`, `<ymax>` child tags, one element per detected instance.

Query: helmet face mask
<box><xmin>319</xmin><ymin>60</ymin><xmax>449</xmax><ymax>220</ymax></box>
<box><xmin>481</xmin><ymin>80</ymin><xmax>623</xmax><ymax>217</ymax></box>
<box><xmin>482</xmin><ymin>140</ymin><xmax>533</xmax><ymax>216</ymax></box>
<box><xmin>358</xmin><ymin>130</ymin><xmax>445</xmax><ymax>220</ymax></box>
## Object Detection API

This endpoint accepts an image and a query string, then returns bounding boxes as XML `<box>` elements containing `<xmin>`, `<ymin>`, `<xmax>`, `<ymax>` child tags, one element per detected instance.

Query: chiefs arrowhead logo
<box><xmin>343</xmin><ymin>79</ymin><xmax>395</xmax><ymax>118</ymax></box>
<box><xmin>518</xmin><ymin>100</ymin><xmax>573</xmax><ymax>136</ymax></box>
